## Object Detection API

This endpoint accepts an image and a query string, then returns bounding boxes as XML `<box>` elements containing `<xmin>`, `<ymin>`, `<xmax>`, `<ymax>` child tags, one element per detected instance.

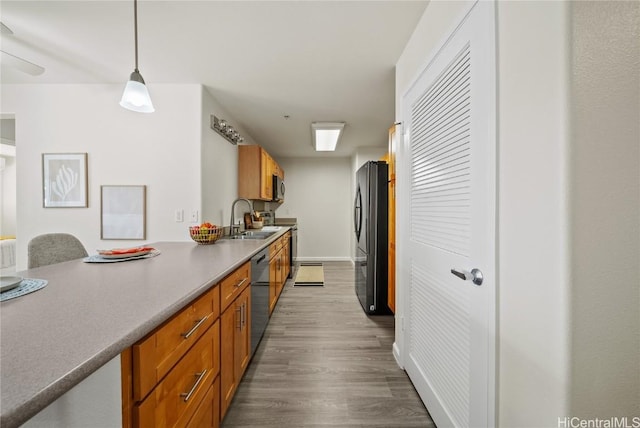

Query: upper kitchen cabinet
<box><xmin>238</xmin><ymin>145</ymin><xmax>284</xmax><ymax>201</ymax></box>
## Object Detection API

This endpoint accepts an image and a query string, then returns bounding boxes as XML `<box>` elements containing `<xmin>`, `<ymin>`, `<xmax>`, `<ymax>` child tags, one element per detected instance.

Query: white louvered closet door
<box><xmin>400</xmin><ymin>2</ymin><xmax>495</xmax><ymax>427</ymax></box>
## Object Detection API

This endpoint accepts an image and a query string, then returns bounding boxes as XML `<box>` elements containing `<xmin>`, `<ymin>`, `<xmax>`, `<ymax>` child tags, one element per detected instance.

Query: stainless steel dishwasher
<box><xmin>250</xmin><ymin>247</ymin><xmax>269</xmax><ymax>357</ymax></box>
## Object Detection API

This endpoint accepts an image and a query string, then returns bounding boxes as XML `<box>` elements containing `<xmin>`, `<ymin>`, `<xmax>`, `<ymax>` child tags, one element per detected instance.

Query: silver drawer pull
<box><xmin>180</xmin><ymin>370</ymin><xmax>207</xmax><ymax>402</ymax></box>
<box><xmin>235</xmin><ymin>277</ymin><xmax>248</xmax><ymax>288</ymax></box>
<box><xmin>180</xmin><ymin>314</ymin><xmax>210</xmax><ymax>339</ymax></box>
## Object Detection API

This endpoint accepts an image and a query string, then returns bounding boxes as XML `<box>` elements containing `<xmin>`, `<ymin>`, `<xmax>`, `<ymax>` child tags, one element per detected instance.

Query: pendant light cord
<box><xmin>134</xmin><ymin>0</ymin><xmax>139</xmax><ymax>72</ymax></box>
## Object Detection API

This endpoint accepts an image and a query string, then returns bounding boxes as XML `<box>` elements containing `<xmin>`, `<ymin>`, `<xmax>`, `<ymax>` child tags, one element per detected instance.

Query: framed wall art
<box><xmin>100</xmin><ymin>185</ymin><xmax>146</xmax><ymax>240</ymax></box>
<box><xmin>42</xmin><ymin>153</ymin><xmax>88</xmax><ymax>208</ymax></box>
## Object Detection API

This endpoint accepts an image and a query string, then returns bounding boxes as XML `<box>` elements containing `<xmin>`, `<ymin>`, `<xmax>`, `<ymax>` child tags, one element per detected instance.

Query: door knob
<box><xmin>450</xmin><ymin>268</ymin><xmax>483</xmax><ymax>286</ymax></box>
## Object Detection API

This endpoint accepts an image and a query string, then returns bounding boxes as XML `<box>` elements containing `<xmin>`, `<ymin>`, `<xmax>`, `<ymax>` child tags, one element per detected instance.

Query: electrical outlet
<box><xmin>175</xmin><ymin>209</ymin><xmax>184</xmax><ymax>222</ymax></box>
<box><xmin>190</xmin><ymin>210</ymin><xmax>199</xmax><ymax>223</ymax></box>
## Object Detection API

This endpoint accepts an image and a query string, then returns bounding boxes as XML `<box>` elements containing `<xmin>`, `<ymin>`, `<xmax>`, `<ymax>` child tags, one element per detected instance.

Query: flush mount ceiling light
<box><xmin>311</xmin><ymin>122</ymin><xmax>345</xmax><ymax>152</ymax></box>
<box><xmin>120</xmin><ymin>0</ymin><xmax>154</xmax><ymax>113</ymax></box>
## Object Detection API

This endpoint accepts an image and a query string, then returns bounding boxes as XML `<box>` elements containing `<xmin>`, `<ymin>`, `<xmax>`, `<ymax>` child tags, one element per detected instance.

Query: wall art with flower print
<box><xmin>42</xmin><ymin>153</ymin><xmax>88</xmax><ymax>208</ymax></box>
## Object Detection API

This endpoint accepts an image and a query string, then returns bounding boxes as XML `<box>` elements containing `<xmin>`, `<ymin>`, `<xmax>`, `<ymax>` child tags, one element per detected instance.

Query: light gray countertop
<box><xmin>0</xmin><ymin>229</ymin><xmax>289</xmax><ymax>428</ymax></box>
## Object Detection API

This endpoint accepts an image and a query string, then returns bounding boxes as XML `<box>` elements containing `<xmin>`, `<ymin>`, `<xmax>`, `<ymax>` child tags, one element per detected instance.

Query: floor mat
<box><xmin>294</xmin><ymin>263</ymin><xmax>324</xmax><ymax>286</ymax></box>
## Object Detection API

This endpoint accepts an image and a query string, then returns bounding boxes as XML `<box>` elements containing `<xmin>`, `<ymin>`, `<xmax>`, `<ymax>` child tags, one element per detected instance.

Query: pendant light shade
<box><xmin>120</xmin><ymin>70</ymin><xmax>154</xmax><ymax>112</ymax></box>
<box><xmin>120</xmin><ymin>0</ymin><xmax>154</xmax><ymax>113</ymax></box>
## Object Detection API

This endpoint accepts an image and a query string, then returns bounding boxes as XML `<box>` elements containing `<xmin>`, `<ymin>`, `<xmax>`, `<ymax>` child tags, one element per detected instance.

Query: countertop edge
<box><xmin>0</xmin><ymin>227</ymin><xmax>291</xmax><ymax>428</ymax></box>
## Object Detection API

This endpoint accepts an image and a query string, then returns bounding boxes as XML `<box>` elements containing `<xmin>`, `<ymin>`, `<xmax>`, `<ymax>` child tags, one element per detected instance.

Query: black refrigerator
<box><xmin>354</xmin><ymin>161</ymin><xmax>390</xmax><ymax>315</ymax></box>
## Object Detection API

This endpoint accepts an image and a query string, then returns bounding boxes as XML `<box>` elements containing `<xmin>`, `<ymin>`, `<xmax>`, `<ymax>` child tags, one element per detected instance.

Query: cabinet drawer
<box><xmin>270</xmin><ymin>236</ymin><xmax>285</xmax><ymax>254</ymax></box>
<box><xmin>181</xmin><ymin>378</ymin><xmax>220</xmax><ymax>428</ymax></box>
<box><xmin>135</xmin><ymin>320</ymin><xmax>220</xmax><ymax>428</ymax></box>
<box><xmin>133</xmin><ymin>287</ymin><xmax>219</xmax><ymax>401</ymax></box>
<box><xmin>269</xmin><ymin>241</ymin><xmax>279</xmax><ymax>257</ymax></box>
<box><xmin>220</xmin><ymin>261</ymin><xmax>251</xmax><ymax>312</ymax></box>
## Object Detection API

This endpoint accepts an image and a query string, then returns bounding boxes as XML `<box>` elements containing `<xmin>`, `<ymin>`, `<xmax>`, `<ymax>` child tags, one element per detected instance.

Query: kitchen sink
<box><xmin>224</xmin><ymin>231</ymin><xmax>276</xmax><ymax>240</ymax></box>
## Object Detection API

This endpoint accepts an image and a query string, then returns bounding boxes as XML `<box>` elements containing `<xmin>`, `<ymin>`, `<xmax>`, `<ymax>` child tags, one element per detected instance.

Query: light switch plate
<box><xmin>175</xmin><ymin>209</ymin><xmax>184</xmax><ymax>222</ymax></box>
<box><xmin>190</xmin><ymin>210</ymin><xmax>198</xmax><ymax>223</ymax></box>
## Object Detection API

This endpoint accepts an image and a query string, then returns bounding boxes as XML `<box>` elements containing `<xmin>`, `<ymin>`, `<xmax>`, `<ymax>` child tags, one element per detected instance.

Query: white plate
<box><xmin>98</xmin><ymin>249</ymin><xmax>152</xmax><ymax>259</ymax></box>
<box><xmin>1</xmin><ymin>276</ymin><xmax>23</xmax><ymax>293</ymax></box>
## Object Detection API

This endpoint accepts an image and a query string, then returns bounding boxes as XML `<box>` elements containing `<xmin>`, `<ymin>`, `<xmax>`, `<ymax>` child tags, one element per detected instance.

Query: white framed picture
<box><xmin>100</xmin><ymin>185</ymin><xmax>146</xmax><ymax>240</ymax></box>
<box><xmin>42</xmin><ymin>153</ymin><xmax>88</xmax><ymax>208</ymax></box>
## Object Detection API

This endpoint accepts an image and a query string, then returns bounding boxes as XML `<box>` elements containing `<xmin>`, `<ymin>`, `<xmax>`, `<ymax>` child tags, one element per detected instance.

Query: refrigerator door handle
<box><xmin>354</xmin><ymin>185</ymin><xmax>363</xmax><ymax>240</ymax></box>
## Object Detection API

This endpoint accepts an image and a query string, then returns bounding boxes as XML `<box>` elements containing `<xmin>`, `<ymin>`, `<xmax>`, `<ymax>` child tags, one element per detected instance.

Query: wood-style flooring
<box><xmin>222</xmin><ymin>261</ymin><xmax>434</xmax><ymax>427</ymax></box>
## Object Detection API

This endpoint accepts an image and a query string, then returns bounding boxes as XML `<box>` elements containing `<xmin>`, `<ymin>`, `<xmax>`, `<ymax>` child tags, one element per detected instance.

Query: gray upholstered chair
<box><xmin>28</xmin><ymin>233</ymin><xmax>88</xmax><ymax>269</ymax></box>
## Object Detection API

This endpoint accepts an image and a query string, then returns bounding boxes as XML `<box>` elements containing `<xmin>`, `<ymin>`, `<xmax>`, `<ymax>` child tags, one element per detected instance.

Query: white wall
<box><xmin>395</xmin><ymin>0</ymin><xmax>640</xmax><ymax>425</ymax></box>
<box><xmin>351</xmin><ymin>147</ymin><xmax>386</xmax><ymax>174</ymax></box>
<box><xmin>569</xmin><ymin>0</ymin><xmax>640</xmax><ymax>418</ymax></box>
<box><xmin>201</xmin><ymin>88</ymin><xmax>259</xmax><ymax>229</ymax></box>
<box><xmin>277</xmin><ymin>157</ymin><xmax>352</xmax><ymax>261</ymax></box>
<box><xmin>1</xmin><ymin>83</ymin><xmax>203</xmax><ymax>270</ymax></box>
<box><xmin>23</xmin><ymin>356</ymin><xmax>121</xmax><ymax>428</ymax></box>
<box><xmin>496</xmin><ymin>2</ymin><xmax>572</xmax><ymax>424</ymax></box>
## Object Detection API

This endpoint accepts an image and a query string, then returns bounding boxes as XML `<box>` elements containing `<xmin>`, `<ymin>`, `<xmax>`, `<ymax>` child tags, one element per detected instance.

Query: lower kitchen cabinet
<box><xmin>122</xmin><ymin>286</ymin><xmax>221</xmax><ymax>428</ymax></box>
<box><xmin>187</xmin><ymin>378</ymin><xmax>220</xmax><ymax>428</ymax></box>
<box><xmin>120</xmin><ymin>241</ymin><xmax>287</xmax><ymax>427</ymax></box>
<box><xmin>220</xmin><ymin>285</ymin><xmax>251</xmax><ymax>419</ymax></box>
<box><xmin>282</xmin><ymin>232</ymin><xmax>291</xmax><ymax>280</ymax></box>
<box><xmin>268</xmin><ymin>232</ymin><xmax>291</xmax><ymax>315</ymax></box>
<box><xmin>269</xmin><ymin>253</ymin><xmax>279</xmax><ymax>314</ymax></box>
<box><xmin>134</xmin><ymin>322</ymin><xmax>220</xmax><ymax>427</ymax></box>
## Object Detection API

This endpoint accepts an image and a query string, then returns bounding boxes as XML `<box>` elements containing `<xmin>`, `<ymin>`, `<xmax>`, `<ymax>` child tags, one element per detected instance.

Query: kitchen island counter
<box><xmin>0</xmin><ymin>231</ymin><xmax>289</xmax><ymax>428</ymax></box>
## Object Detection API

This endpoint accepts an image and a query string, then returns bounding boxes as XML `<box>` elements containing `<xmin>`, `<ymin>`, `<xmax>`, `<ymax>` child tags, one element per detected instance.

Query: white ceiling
<box><xmin>0</xmin><ymin>0</ymin><xmax>428</xmax><ymax>158</ymax></box>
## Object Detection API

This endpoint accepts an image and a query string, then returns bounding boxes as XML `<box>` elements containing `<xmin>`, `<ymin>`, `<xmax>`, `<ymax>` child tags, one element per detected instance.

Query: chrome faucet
<box><xmin>229</xmin><ymin>198</ymin><xmax>255</xmax><ymax>235</ymax></box>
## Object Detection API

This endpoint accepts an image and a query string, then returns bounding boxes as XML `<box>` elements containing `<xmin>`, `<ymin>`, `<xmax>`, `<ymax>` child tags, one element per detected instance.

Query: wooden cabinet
<box><xmin>220</xmin><ymin>268</ymin><xmax>251</xmax><ymax>419</ymax></box>
<box><xmin>187</xmin><ymin>380</ymin><xmax>219</xmax><ymax>428</ymax></box>
<box><xmin>269</xmin><ymin>250</ymin><xmax>279</xmax><ymax>314</ymax></box>
<box><xmin>281</xmin><ymin>232</ymin><xmax>290</xmax><ymax>282</ymax></box>
<box><xmin>260</xmin><ymin>149</ymin><xmax>273</xmax><ymax>200</ymax></box>
<box><xmin>132</xmin><ymin>289</ymin><xmax>219</xmax><ymax>402</ymax></box>
<box><xmin>272</xmin><ymin>160</ymin><xmax>284</xmax><ymax>180</ymax></box>
<box><xmin>220</xmin><ymin>261</ymin><xmax>250</xmax><ymax>312</ymax></box>
<box><xmin>387</xmin><ymin>125</ymin><xmax>398</xmax><ymax>313</ymax></box>
<box><xmin>238</xmin><ymin>145</ymin><xmax>284</xmax><ymax>201</ymax></box>
<box><xmin>135</xmin><ymin>322</ymin><xmax>220</xmax><ymax>428</ymax></box>
<box><xmin>124</xmin><ymin>287</ymin><xmax>221</xmax><ymax>428</ymax></box>
<box><xmin>268</xmin><ymin>232</ymin><xmax>290</xmax><ymax>315</ymax></box>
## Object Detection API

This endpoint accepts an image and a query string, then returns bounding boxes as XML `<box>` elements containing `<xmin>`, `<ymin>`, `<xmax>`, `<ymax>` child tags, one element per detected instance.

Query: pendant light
<box><xmin>120</xmin><ymin>0</ymin><xmax>154</xmax><ymax>113</ymax></box>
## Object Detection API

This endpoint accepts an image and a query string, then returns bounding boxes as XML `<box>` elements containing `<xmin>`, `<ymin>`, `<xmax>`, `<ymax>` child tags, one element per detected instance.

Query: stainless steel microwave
<box><xmin>273</xmin><ymin>175</ymin><xmax>285</xmax><ymax>201</ymax></box>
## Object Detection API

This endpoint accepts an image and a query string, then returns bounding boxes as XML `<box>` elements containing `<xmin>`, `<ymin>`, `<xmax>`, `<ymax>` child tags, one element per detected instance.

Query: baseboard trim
<box><xmin>295</xmin><ymin>256</ymin><xmax>352</xmax><ymax>263</ymax></box>
<box><xmin>392</xmin><ymin>342</ymin><xmax>403</xmax><ymax>369</ymax></box>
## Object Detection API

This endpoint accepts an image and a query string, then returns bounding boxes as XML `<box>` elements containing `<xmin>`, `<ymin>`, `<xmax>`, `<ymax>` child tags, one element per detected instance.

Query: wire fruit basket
<box><xmin>189</xmin><ymin>226</ymin><xmax>223</xmax><ymax>244</ymax></box>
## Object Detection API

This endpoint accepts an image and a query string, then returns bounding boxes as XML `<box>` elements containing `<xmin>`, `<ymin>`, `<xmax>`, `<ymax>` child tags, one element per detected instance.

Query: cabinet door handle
<box><xmin>180</xmin><ymin>370</ymin><xmax>207</xmax><ymax>402</ymax></box>
<box><xmin>180</xmin><ymin>314</ymin><xmax>210</xmax><ymax>339</ymax></box>
<box><xmin>241</xmin><ymin>302</ymin><xmax>245</xmax><ymax>329</ymax></box>
<box><xmin>236</xmin><ymin>306</ymin><xmax>242</xmax><ymax>330</ymax></box>
<box><xmin>235</xmin><ymin>277</ymin><xmax>248</xmax><ymax>288</ymax></box>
